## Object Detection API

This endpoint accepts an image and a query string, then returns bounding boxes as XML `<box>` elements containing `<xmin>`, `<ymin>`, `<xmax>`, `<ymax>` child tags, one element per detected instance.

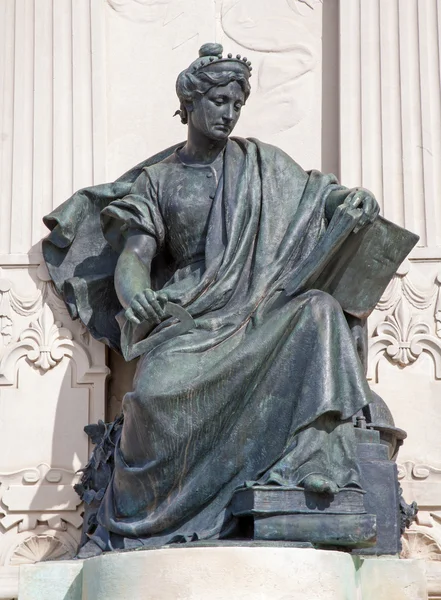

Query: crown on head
<box><xmin>189</xmin><ymin>43</ymin><xmax>252</xmax><ymax>77</ymax></box>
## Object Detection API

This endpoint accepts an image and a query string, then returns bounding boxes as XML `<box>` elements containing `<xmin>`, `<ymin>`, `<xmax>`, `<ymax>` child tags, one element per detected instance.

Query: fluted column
<box><xmin>0</xmin><ymin>0</ymin><xmax>107</xmax><ymax>260</ymax></box>
<box><xmin>340</xmin><ymin>0</ymin><xmax>441</xmax><ymax>253</ymax></box>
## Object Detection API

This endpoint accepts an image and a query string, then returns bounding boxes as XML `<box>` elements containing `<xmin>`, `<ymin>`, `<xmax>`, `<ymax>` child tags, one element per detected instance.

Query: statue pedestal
<box><xmin>17</xmin><ymin>545</ymin><xmax>427</xmax><ymax>600</ymax></box>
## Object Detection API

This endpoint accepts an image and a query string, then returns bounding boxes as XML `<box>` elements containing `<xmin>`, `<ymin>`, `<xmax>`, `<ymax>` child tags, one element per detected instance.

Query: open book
<box><xmin>285</xmin><ymin>206</ymin><xmax>419</xmax><ymax>319</ymax></box>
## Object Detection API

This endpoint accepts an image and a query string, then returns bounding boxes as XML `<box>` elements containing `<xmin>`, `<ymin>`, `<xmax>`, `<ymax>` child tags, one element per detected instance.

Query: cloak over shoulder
<box><xmin>43</xmin><ymin>138</ymin><xmax>347</xmax><ymax>354</ymax></box>
<box><xmin>42</xmin><ymin>143</ymin><xmax>182</xmax><ymax>351</ymax></box>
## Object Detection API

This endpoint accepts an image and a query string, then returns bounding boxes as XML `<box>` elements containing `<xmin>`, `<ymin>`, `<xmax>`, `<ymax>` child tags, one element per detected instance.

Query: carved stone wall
<box><xmin>104</xmin><ymin>0</ymin><xmax>324</xmax><ymax>180</ymax></box>
<box><xmin>367</xmin><ymin>260</ymin><xmax>441</xmax><ymax>597</ymax></box>
<box><xmin>0</xmin><ymin>0</ymin><xmax>440</xmax><ymax>597</ymax></box>
<box><xmin>340</xmin><ymin>1</ymin><xmax>441</xmax><ymax>595</ymax></box>
<box><xmin>0</xmin><ymin>1</ymin><xmax>108</xmax><ymax>597</ymax></box>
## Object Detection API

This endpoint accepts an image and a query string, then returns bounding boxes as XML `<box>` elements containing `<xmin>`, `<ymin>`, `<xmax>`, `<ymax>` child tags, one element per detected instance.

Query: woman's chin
<box><xmin>208</xmin><ymin>128</ymin><xmax>231</xmax><ymax>140</ymax></box>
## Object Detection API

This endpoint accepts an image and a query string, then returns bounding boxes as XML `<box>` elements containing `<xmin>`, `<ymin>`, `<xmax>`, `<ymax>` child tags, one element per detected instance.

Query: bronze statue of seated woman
<box><xmin>42</xmin><ymin>43</ymin><xmax>417</xmax><ymax>557</ymax></box>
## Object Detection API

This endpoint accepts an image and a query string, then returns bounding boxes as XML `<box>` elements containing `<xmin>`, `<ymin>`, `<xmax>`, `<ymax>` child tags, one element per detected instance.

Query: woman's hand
<box><xmin>342</xmin><ymin>188</ymin><xmax>380</xmax><ymax>232</ymax></box>
<box><xmin>124</xmin><ymin>289</ymin><xmax>168</xmax><ymax>326</ymax></box>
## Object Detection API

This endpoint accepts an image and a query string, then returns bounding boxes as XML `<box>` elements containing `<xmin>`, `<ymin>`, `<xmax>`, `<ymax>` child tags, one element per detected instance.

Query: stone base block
<box><xmin>18</xmin><ymin>545</ymin><xmax>427</xmax><ymax>600</ymax></box>
<box><xmin>18</xmin><ymin>560</ymin><xmax>82</xmax><ymax>600</ymax></box>
<box><xmin>357</xmin><ymin>556</ymin><xmax>428</xmax><ymax>600</ymax></box>
<box><xmin>0</xmin><ymin>566</ymin><xmax>20</xmax><ymax>600</ymax></box>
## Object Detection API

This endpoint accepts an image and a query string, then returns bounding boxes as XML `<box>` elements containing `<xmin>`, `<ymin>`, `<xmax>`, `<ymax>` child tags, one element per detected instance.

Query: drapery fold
<box><xmin>43</xmin><ymin>138</ymin><xmax>371</xmax><ymax>548</ymax></box>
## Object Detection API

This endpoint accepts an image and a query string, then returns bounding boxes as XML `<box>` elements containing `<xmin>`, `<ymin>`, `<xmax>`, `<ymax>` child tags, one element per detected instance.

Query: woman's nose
<box><xmin>223</xmin><ymin>105</ymin><xmax>234</xmax><ymax>122</ymax></box>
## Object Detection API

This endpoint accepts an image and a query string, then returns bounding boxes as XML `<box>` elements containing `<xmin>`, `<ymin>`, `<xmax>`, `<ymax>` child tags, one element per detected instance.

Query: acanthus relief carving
<box><xmin>0</xmin><ymin>303</ymin><xmax>93</xmax><ymax>386</ymax></box>
<box><xmin>0</xmin><ymin>262</ymin><xmax>69</xmax><ymax>349</ymax></box>
<box><xmin>368</xmin><ymin>261</ymin><xmax>441</xmax><ymax>380</ymax></box>
<box><xmin>376</xmin><ymin>262</ymin><xmax>441</xmax><ymax>321</ymax></box>
<box><xmin>14</xmin><ymin>304</ymin><xmax>73</xmax><ymax>372</ymax></box>
<box><xmin>0</xmin><ymin>277</ymin><xmax>43</xmax><ymax>349</ymax></box>
<box><xmin>0</xmin><ymin>265</ymin><xmax>102</xmax><ymax>386</ymax></box>
<box><xmin>370</xmin><ymin>299</ymin><xmax>441</xmax><ymax>372</ymax></box>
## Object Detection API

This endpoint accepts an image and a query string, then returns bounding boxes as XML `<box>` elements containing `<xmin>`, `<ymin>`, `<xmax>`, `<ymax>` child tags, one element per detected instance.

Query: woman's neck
<box><xmin>179</xmin><ymin>127</ymin><xmax>227</xmax><ymax>165</ymax></box>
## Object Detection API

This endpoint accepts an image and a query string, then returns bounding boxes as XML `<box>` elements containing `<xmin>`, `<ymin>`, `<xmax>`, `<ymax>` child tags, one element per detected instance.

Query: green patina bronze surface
<box><xmin>42</xmin><ymin>43</ymin><xmax>418</xmax><ymax>554</ymax></box>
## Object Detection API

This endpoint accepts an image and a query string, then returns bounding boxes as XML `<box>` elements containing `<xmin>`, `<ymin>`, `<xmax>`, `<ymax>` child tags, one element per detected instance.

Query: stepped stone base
<box><xmin>18</xmin><ymin>545</ymin><xmax>427</xmax><ymax>600</ymax></box>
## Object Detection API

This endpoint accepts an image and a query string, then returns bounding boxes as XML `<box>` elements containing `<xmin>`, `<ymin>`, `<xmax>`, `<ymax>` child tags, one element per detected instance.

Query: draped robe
<box><xmin>43</xmin><ymin>137</ymin><xmax>371</xmax><ymax>548</ymax></box>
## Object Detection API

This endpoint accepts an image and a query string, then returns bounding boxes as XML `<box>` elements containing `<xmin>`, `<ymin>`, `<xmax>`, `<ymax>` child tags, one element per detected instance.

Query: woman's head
<box><xmin>175</xmin><ymin>43</ymin><xmax>252</xmax><ymax>133</ymax></box>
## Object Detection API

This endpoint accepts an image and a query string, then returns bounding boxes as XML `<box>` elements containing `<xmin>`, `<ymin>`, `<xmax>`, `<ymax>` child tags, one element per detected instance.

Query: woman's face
<box><xmin>189</xmin><ymin>80</ymin><xmax>246</xmax><ymax>141</ymax></box>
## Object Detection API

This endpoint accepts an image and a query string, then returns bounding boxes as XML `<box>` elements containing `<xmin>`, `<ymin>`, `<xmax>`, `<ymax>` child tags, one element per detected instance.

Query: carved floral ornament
<box><xmin>0</xmin><ymin>263</ymin><xmax>68</xmax><ymax>348</ymax></box>
<box><xmin>0</xmin><ymin>265</ymin><xmax>101</xmax><ymax>385</ymax></box>
<box><xmin>368</xmin><ymin>261</ymin><xmax>441</xmax><ymax>380</ymax></box>
<box><xmin>0</xmin><ymin>303</ymin><xmax>85</xmax><ymax>385</ymax></box>
<box><xmin>18</xmin><ymin>304</ymin><xmax>73</xmax><ymax>371</ymax></box>
<box><xmin>0</xmin><ymin>278</ymin><xmax>43</xmax><ymax>349</ymax></box>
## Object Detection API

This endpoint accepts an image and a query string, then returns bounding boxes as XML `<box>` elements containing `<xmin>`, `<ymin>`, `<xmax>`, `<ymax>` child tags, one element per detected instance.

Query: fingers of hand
<box><xmin>133</xmin><ymin>294</ymin><xmax>161</xmax><ymax>325</ymax></box>
<box><xmin>342</xmin><ymin>191</ymin><xmax>364</xmax><ymax>234</ymax></box>
<box><xmin>348</xmin><ymin>189</ymin><xmax>379</xmax><ymax>228</ymax></box>
<box><xmin>361</xmin><ymin>193</ymin><xmax>378</xmax><ymax>225</ymax></box>
<box><xmin>374</xmin><ymin>201</ymin><xmax>381</xmax><ymax>220</ymax></box>
<box><xmin>125</xmin><ymin>306</ymin><xmax>141</xmax><ymax>325</ymax></box>
<box><xmin>125</xmin><ymin>289</ymin><xmax>168</xmax><ymax>326</ymax></box>
<box><xmin>143</xmin><ymin>289</ymin><xmax>165</xmax><ymax>320</ymax></box>
<box><xmin>156</xmin><ymin>292</ymin><xmax>168</xmax><ymax>309</ymax></box>
<box><xmin>344</xmin><ymin>190</ymin><xmax>363</xmax><ymax>209</ymax></box>
<box><xmin>130</xmin><ymin>298</ymin><xmax>152</xmax><ymax>323</ymax></box>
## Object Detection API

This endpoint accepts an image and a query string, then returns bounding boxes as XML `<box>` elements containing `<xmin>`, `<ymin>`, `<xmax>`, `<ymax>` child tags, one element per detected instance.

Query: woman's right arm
<box><xmin>115</xmin><ymin>229</ymin><xmax>166</xmax><ymax>326</ymax></box>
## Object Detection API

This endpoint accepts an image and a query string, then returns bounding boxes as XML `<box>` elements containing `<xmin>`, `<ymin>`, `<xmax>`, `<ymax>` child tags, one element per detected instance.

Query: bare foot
<box><xmin>302</xmin><ymin>474</ymin><xmax>339</xmax><ymax>495</ymax></box>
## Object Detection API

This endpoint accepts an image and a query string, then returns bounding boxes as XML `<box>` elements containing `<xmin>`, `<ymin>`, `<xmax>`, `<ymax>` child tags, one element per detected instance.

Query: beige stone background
<box><xmin>0</xmin><ymin>0</ymin><xmax>440</xmax><ymax>597</ymax></box>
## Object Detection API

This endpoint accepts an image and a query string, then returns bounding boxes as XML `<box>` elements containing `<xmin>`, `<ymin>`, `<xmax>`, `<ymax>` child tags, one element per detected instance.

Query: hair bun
<box><xmin>199</xmin><ymin>43</ymin><xmax>223</xmax><ymax>58</ymax></box>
